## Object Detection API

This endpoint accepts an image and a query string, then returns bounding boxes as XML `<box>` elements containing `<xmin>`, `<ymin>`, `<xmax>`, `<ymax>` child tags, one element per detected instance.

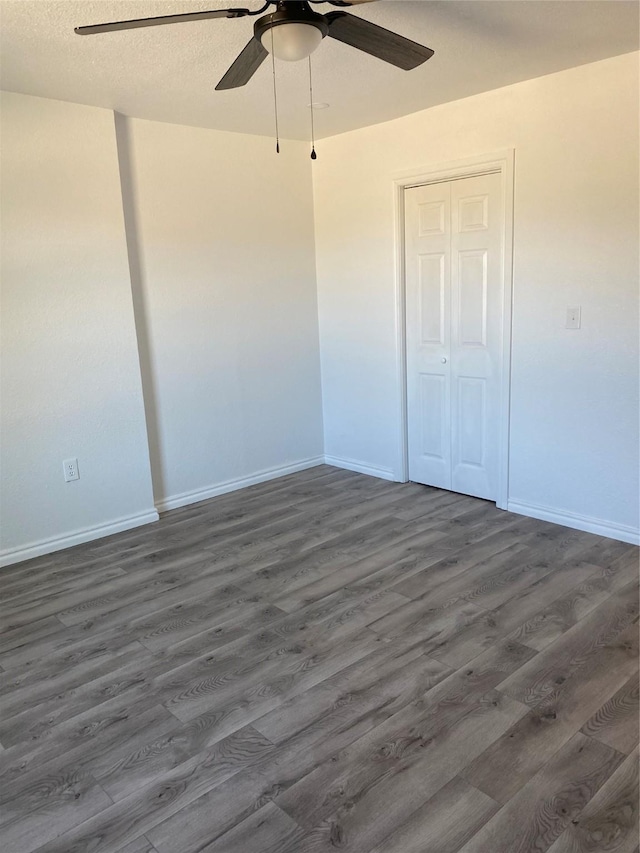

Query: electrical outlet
<box><xmin>63</xmin><ymin>458</ymin><xmax>80</xmax><ymax>482</ymax></box>
<box><xmin>565</xmin><ymin>306</ymin><xmax>581</xmax><ymax>329</ymax></box>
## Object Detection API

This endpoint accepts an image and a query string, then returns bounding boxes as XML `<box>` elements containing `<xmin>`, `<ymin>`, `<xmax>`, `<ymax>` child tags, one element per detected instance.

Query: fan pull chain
<box><xmin>270</xmin><ymin>28</ymin><xmax>280</xmax><ymax>153</ymax></box>
<box><xmin>308</xmin><ymin>57</ymin><xmax>317</xmax><ymax>160</ymax></box>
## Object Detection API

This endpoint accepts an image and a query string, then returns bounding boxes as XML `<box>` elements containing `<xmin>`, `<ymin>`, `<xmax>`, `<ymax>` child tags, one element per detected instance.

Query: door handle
<box><xmin>441</xmin><ymin>357</ymin><xmax>447</xmax><ymax>364</ymax></box>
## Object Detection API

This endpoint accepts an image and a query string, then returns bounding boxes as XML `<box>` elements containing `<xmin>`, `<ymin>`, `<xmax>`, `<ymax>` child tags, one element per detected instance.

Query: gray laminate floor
<box><xmin>0</xmin><ymin>465</ymin><xmax>638</xmax><ymax>853</ymax></box>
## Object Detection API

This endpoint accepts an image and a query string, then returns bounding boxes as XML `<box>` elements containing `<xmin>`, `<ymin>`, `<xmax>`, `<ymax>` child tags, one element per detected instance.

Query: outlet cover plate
<box><xmin>63</xmin><ymin>458</ymin><xmax>79</xmax><ymax>482</ymax></box>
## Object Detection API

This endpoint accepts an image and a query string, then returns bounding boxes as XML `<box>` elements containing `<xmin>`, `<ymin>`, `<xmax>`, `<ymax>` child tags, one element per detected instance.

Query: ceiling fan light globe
<box><xmin>260</xmin><ymin>23</ymin><xmax>323</xmax><ymax>62</ymax></box>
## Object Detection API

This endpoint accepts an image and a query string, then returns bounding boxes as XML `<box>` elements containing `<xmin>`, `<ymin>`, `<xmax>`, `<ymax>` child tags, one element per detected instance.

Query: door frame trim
<box><xmin>392</xmin><ymin>149</ymin><xmax>515</xmax><ymax>509</ymax></box>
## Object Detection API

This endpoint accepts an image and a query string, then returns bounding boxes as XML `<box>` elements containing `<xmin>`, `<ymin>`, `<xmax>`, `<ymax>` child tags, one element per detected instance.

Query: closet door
<box><xmin>405</xmin><ymin>171</ymin><xmax>503</xmax><ymax>501</ymax></box>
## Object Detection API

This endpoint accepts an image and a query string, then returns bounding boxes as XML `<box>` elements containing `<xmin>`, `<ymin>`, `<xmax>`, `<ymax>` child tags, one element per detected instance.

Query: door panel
<box><xmin>405</xmin><ymin>183</ymin><xmax>451</xmax><ymax>490</ymax></box>
<box><xmin>418</xmin><ymin>200</ymin><xmax>446</xmax><ymax>235</ymax></box>
<box><xmin>450</xmin><ymin>172</ymin><xmax>502</xmax><ymax>499</ymax></box>
<box><xmin>419</xmin><ymin>254</ymin><xmax>445</xmax><ymax>345</ymax></box>
<box><xmin>458</xmin><ymin>249</ymin><xmax>487</xmax><ymax>347</ymax></box>
<box><xmin>405</xmin><ymin>171</ymin><xmax>504</xmax><ymax>501</ymax></box>
<box><xmin>420</xmin><ymin>372</ymin><xmax>447</xmax><ymax>461</ymax></box>
<box><xmin>457</xmin><ymin>376</ymin><xmax>486</xmax><ymax>467</ymax></box>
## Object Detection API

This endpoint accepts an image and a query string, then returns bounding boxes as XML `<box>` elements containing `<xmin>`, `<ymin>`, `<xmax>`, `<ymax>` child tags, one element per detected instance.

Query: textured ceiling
<box><xmin>1</xmin><ymin>1</ymin><xmax>638</xmax><ymax>140</ymax></box>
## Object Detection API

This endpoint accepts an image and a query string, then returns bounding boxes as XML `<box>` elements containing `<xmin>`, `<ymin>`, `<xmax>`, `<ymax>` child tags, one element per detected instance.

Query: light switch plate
<box><xmin>565</xmin><ymin>307</ymin><xmax>581</xmax><ymax>329</ymax></box>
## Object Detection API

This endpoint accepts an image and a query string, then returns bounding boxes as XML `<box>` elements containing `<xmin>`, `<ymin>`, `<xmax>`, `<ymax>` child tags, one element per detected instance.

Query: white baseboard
<box><xmin>0</xmin><ymin>510</ymin><xmax>160</xmax><ymax>568</ymax></box>
<box><xmin>507</xmin><ymin>499</ymin><xmax>640</xmax><ymax>546</ymax></box>
<box><xmin>155</xmin><ymin>456</ymin><xmax>325</xmax><ymax>513</ymax></box>
<box><xmin>324</xmin><ymin>455</ymin><xmax>397</xmax><ymax>482</ymax></box>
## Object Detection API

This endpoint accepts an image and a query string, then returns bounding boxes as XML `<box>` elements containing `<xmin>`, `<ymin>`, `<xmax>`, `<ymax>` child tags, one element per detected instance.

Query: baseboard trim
<box><xmin>0</xmin><ymin>510</ymin><xmax>160</xmax><ymax>568</ymax></box>
<box><xmin>507</xmin><ymin>500</ymin><xmax>640</xmax><ymax>545</ymax></box>
<box><xmin>155</xmin><ymin>456</ymin><xmax>325</xmax><ymax>513</ymax></box>
<box><xmin>324</xmin><ymin>455</ymin><xmax>397</xmax><ymax>482</ymax></box>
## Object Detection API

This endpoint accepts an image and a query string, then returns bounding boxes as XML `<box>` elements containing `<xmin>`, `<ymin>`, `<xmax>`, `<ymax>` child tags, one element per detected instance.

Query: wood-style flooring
<box><xmin>0</xmin><ymin>465</ymin><xmax>638</xmax><ymax>853</ymax></box>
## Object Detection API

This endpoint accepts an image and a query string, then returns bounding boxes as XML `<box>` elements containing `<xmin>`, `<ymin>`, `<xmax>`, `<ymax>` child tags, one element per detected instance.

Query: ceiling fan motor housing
<box><xmin>255</xmin><ymin>1</ymin><xmax>330</xmax><ymax>61</ymax></box>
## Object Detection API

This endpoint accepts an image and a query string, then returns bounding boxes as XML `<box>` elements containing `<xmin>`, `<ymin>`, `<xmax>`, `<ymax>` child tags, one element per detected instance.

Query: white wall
<box><xmin>118</xmin><ymin>117</ymin><xmax>323</xmax><ymax>510</ymax></box>
<box><xmin>0</xmin><ymin>92</ymin><xmax>157</xmax><ymax>564</ymax></box>
<box><xmin>313</xmin><ymin>52</ymin><xmax>639</xmax><ymax>541</ymax></box>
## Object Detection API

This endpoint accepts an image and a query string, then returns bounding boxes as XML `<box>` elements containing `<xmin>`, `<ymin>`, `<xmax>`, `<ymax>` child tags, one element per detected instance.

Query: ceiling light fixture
<box><xmin>261</xmin><ymin>23</ymin><xmax>322</xmax><ymax>61</ymax></box>
<box><xmin>255</xmin><ymin>2</ymin><xmax>329</xmax><ymax>62</ymax></box>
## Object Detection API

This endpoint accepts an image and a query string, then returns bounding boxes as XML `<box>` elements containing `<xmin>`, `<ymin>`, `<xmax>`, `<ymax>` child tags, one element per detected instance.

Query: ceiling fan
<box><xmin>74</xmin><ymin>1</ymin><xmax>434</xmax><ymax>90</ymax></box>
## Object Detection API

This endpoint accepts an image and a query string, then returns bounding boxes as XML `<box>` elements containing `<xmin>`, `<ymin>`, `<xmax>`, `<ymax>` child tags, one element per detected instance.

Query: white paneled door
<box><xmin>405</xmin><ymin>172</ymin><xmax>504</xmax><ymax>501</ymax></box>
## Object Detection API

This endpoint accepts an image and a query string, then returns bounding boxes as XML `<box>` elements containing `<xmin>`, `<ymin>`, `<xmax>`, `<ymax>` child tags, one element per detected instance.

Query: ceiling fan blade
<box><xmin>326</xmin><ymin>11</ymin><xmax>434</xmax><ymax>70</ymax></box>
<box><xmin>215</xmin><ymin>38</ymin><xmax>268</xmax><ymax>90</ymax></box>
<box><xmin>75</xmin><ymin>8</ymin><xmax>251</xmax><ymax>36</ymax></box>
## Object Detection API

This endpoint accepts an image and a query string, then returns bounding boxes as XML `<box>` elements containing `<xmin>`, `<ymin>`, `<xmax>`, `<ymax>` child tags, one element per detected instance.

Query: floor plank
<box><xmin>0</xmin><ymin>764</ymin><xmax>112</xmax><ymax>853</ymax></box>
<box><xmin>192</xmin><ymin>802</ymin><xmax>304</xmax><ymax>853</ymax></box>
<box><xmin>268</xmin><ymin>690</ymin><xmax>525</xmax><ymax>853</ymax></box>
<box><xmin>496</xmin><ymin>583</ymin><xmax>638</xmax><ymax>707</ymax></box>
<box><xmin>581</xmin><ymin>672</ymin><xmax>639</xmax><ymax>755</ymax></box>
<box><xmin>115</xmin><ymin>839</ymin><xmax>159</xmax><ymax>853</ymax></box>
<box><xmin>274</xmin><ymin>642</ymin><xmax>533</xmax><ymax>845</ymax></box>
<box><xmin>461</xmin><ymin>619</ymin><xmax>638</xmax><ymax>803</ymax></box>
<box><xmin>457</xmin><ymin>733</ymin><xmax>626</xmax><ymax>853</ymax></box>
<box><xmin>367</xmin><ymin>776</ymin><xmax>499</xmax><ymax>853</ymax></box>
<box><xmin>546</xmin><ymin>745</ymin><xmax>639</xmax><ymax>853</ymax></box>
